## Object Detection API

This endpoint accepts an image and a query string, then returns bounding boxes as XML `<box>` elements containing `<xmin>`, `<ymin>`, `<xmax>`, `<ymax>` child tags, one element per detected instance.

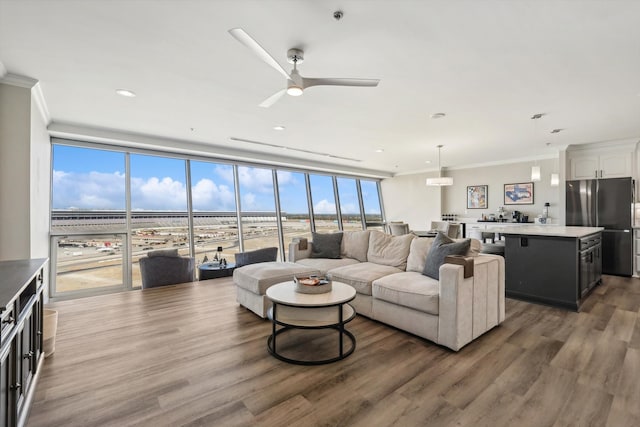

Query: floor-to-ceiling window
<box><xmin>277</xmin><ymin>170</ymin><xmax>311</xmax><ymax>256</ymax></box>
<box><xmin>50</xmin><ymin>145</ymin><xmax>127</xmax><ymax>297</ymax></box>
<box><xmin>190</xmin><ymin>161</ymin><xmax>238</xmax><ymax>265</ymax></box>
<box><xmin>309</xmin><ymin>174</ymin><xmax>339</xmax><ymax>233</ymax></box>
<box><xmin>50</xmin><ymin>140</ymin><xmax>386</xmax><ymax>298</ymax></box>
<box><xmin>237</xmin><ymin>166</ymin><xmax>280</xmax><ymax>255</ymax></box>
<box><xmin>361</xmin><ymin>179</ymin><xmax>384</xmax><ymax>230</ymax></box>
<box><xmin>337</xmin><ymin>177</ymin><xmax>364</xmax><ymax>231</ymax></box>
<box><xmin>129</xmin><ymin>154</ymin><xmax>190</xmax><ymax>288</ymax></box>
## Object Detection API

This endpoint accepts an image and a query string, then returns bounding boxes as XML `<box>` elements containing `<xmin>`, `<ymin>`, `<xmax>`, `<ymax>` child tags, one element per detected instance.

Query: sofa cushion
<box><xmin>341</xmin><ymin>230</ymin><xmax>370</xmax><ymax>262</ymax></box>
<box><xmin>407</xmin><ymin>236</ymin><xmax>481</xmax><ymax>273</ymax></box>
<box><xmin>423</xmin><ymin>232</ymin><xmax>471</xmax><ymax>280</ymax></box>
<box><xmin>373</xmin><ymin>272</ymin><xmax>440</xmax><ymax>315</ymax></box>
<box><xmin>366</xmin><ymin>231</ymin><xmax>414</xmax><ymax>270</ymax></box>
<box><xmin>328</xmin><ymin>262</ymin><xmax>403</xmax><ymax>296</ymax></box>
<box><xmin>233</xmin><ymin>262</ymin><xmax>320</xmax><ymax>294</ymax></box>
<box><xmin>311</xmin><ymin>232</ymin><xmax>343</xmax><ymax>259</ymax></box>
<box><xmin>295</xmin><ymin>257</ymin><xmax>360</xmax><ymax>276</ymax></box>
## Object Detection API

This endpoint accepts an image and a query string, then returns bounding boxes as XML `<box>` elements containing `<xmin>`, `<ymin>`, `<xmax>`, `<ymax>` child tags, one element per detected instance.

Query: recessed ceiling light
<box><xmin>531</xmin><ymin>113</ymin><xmax>544</xmax><ymax>120</ymax></box>
<box><xmin>273</xmin><ymin>125</ymin><xmax>285</xmax><ymax>131</ymax></box>
<box><xmin>115</xmin><ymin>89</ymin><xmax>136</xmax><ymax>97</ymax></box>
<box><xmin>550</xmin><ymin>128</ymin><xmax>563</xmax><ymax>134</ymax></box>
<box><xmin>430</xmin><ymin>113</ymin><xmax>446</xmax><ymax>119</ymax></box>
<box><xmin>375</xmin><ymin>149</ymin><xmax>384</xmax><ymax>153</ymax></box>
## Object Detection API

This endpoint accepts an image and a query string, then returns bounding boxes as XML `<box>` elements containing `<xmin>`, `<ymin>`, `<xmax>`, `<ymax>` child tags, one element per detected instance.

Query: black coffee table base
<box><xmin>267</xmin><ymin>303</ymin><xmax>356</xmax><ymax>365</ymax></box>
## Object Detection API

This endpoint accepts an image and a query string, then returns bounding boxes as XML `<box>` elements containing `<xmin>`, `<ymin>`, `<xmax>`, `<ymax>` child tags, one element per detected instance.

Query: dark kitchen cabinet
<box><xmin>504</xmin><ymin>232</ymin><xmax>602</xmax><ymax>311</ymax></box>
<box><xmin>0</xmin><ymin>259</ymin><xmax>47</xmax><ymax>427</ymax></box>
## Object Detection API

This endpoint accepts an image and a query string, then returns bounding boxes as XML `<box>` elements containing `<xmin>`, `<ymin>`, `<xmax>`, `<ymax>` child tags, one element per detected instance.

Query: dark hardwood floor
<box><xmin>28</xmin><ymin>275</ymin><xmax>640</xmax><ymax>427</ymax></box>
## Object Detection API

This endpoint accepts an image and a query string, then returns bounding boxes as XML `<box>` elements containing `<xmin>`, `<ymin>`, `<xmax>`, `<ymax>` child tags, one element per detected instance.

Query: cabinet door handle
<box><xmin>595</xmin><ymin>170</ymin><xmax>598</xmax><ymax>178</ymax></box>
<box><xmin>10</xmin><ymin>383</ymin><xmax>21</xmax><ymax>391</ymax></box>
<box><xmin>24</xmin><ymin>351</ymin><xmax>34</xmax><ymax>359</ymax></box>
<box><xmin>2</xmin><ymin>316</ymin><xmax>14</xmax><ymax>324</ymax></box>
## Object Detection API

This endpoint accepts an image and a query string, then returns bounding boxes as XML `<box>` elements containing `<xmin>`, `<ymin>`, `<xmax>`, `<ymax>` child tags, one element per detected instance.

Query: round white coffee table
<box><xmin>266</xmin><ymin>281</ymin><xmax>356</xmax><ymax>365</ymax></box>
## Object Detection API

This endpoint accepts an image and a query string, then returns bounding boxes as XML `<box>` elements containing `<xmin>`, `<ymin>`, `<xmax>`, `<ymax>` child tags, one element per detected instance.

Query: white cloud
<box><xmin>340</xmin><ymin>203</ymin><xmax>359</xmax><ymax>214</ymax></box>
<box><xmin>242</xmin><ymin>193</ymin><xmax>257</xmax><ymax>209</ymax></box>
<box><xmin>237</xmin><ymin>166</ymin><xmax>274</xmax><ymax>193</ymax></box>
<box><xmin>191</xmin><ymin>178</ymin><xmax>236</xmax><ymax>211</ymax></box>
<box><xmin>52</xmin><ymin>170</ymin><xmax>125</xmax><ymax>209</ymax></box>
<box><xmin>314</xmin><ymin>199</ymin><xmax>337</xmax><ymax>214</ymax></box>
<box><xmin>130</xmin><ymin>176</ymin><xmax>187</xmax><ymax>210</ymax></box>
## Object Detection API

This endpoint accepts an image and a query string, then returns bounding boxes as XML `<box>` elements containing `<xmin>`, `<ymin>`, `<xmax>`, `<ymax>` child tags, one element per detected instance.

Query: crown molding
<box><xmin>0</xmin><ymin>71</ymin><xmax>52</xmax><ymax>125</ymax></box>
<box><xmin>393</xmin><ymin>152</ymin><xmax>560</xmax><ymax>177</ymax></box>
<box><xmin>47</xmin><ymin>122</ymin><xmax>393</xmax><ymax>179</ymax></box>
<box><xmin>0</xmin><ymin>73</ymin><xmax>38</xmax><ymax>88</ymax></box>
<box><xmin>567</xmin><ymin>138</ymin><xmax>639</xmax><ymax>153</ymax></box>
<box><xmin>32</xmin><ymin>82</ymin><xmax>51</xmax><ymax>125</ymax></box>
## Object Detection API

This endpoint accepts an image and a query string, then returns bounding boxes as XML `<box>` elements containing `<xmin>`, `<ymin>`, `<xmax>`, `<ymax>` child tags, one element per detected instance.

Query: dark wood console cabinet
<box><xmin>0</xmin><ymin>259</ymin><xmax>47</xmax><ymax>427</ymax></box>
<box><xmin>504</xmin><ymin>232</ymin><xmax>602</xmax><ymax>311</ymax></box>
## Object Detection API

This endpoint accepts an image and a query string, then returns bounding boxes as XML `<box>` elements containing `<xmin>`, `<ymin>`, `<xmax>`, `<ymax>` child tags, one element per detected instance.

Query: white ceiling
<box><xmin>1</xmin><ymin>0</ymin><xmax>640</xmax><ymax>177</ymax></box>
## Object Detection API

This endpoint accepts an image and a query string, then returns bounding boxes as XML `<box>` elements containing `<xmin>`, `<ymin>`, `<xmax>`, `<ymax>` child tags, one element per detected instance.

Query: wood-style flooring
<box><xmin>28</xmin><ymin>275</ymin><xmax>640</xmax><ymax>427</ymax></box>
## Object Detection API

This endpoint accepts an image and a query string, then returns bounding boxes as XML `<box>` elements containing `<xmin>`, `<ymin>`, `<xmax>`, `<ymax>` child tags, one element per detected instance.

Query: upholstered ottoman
<box><xmin>233</xmin><ymin>262</ymin><xmax>321</xmax><ymax>318</ymax></box>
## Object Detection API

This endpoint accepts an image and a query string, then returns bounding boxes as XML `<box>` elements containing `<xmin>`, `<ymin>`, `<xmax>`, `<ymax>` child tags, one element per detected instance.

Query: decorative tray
<box><xmin>293</xmin><ymin>276</ymin><xmax>332</xmax><ymax>294</ymax></box>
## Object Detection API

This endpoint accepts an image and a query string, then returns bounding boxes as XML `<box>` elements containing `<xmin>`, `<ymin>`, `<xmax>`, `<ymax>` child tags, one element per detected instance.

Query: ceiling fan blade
<box><xmin>259</xmin><ymin>89</ymin><xmax>286</xmax><ymax>108</ymax></box>
<box><xmin>228</xmin><ymin>28</ymin><xmax>291</xmax><ymax>80</ymax></box>
<box><xmin>302</xmin><ymin>77</ymin><xmax>380</xmax><ymax>89</ymax></box>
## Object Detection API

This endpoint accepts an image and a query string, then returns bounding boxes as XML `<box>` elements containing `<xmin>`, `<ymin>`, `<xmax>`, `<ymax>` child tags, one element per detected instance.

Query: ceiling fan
<box><xmin>228</xmin><ymin>28</ymin><xmax>380</xmax><ymax>108</ymax></box>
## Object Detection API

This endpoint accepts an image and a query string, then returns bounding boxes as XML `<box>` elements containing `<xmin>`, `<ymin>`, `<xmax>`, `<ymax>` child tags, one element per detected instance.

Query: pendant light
<box><xmin>531</xmin><ymin>165</ymin><xmax>541</xmax><ymax>182</ymax></box>
<box><xmin>426</xmin><ymin>145</ymin><xmax>453</xmax><ymax>186</ymax></box>
<box><xmin>530</xmin><ymin>113</ymin><xmax>544</xmax><ymax>182</ymax></box>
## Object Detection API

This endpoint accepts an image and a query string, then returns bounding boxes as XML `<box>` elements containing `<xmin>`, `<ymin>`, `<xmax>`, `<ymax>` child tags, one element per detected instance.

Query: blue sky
<box><xmin>52</xmin><ymin>145</ymin><xmax>381</xmax><ymax>214</ymax></box>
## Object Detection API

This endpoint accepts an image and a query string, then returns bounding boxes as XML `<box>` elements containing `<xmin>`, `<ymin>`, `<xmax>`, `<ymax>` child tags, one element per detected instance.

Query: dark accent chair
<box><xmin>139</xmin><ymin>249</ymin><xmax>195</xmax><ymax>289</ymax></box>
<box><xmin>234</xmin><ymin>247</ymin><xmax>278</xmax><ymax>267</ymax></box>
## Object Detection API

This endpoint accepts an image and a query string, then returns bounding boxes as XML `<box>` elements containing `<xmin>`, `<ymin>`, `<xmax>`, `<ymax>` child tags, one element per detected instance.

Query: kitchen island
<box><xmin>491</xmin><ymin>226</ymin><xmax>604</xmax><ymax>311</ymax></box>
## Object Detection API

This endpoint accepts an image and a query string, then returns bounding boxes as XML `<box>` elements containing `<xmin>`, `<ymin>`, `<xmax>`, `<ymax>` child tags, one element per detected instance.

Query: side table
<box><xmin>199</xmin><ymin>262</ymin><xmax>236</xmax><ymax>280</ymax></box>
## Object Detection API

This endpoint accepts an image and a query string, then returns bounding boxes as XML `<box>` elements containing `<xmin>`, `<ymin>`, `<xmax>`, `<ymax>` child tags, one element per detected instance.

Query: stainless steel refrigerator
<box><xmin>566</xmin><ymin>177</ymin><xmax>634</xmax><ymax>276</ymax></box>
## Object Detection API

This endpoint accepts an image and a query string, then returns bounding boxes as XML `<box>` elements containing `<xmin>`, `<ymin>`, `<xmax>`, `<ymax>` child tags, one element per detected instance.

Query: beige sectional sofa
<box><xmin>235</xmin><ymin>230</ymin><xmax>505</xmax><ymax>351</ymax></box>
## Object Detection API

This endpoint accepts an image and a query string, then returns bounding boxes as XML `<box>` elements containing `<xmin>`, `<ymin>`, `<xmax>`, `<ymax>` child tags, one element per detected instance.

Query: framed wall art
<box><xmin>467</xmin><ymin>185</ymin><xmax>488</xmax><ymax>209</ymax></box>
<box><xmin>504</xmin><ymin>182</ymin><xmax>534</xmax><ymax>205</ymax></box>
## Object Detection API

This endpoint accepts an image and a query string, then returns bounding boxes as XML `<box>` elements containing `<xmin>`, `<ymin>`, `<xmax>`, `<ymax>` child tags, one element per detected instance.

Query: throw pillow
<box><xmin>423</xmin><ymin>232</ymin><xmax>471</xmax><ymax>280</ymax></box>
<box><xmin>311</xmin><ymin>232</ymin><xmax>343</xmax><ymax>259</ymax></box>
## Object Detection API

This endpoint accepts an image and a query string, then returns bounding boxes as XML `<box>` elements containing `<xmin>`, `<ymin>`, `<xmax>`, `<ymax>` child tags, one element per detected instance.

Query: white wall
<box><xmin>0</xmin><ymin>83</ymin><xmax>31</xmax><ymax>259</ymax></box>
<box><xmin>30</xmin><ymin>88</ymin><xmax>51</xmax><ymax>259</ymax></box>
<box><xmin>380</xmin><ymin>171</ymin><xmax>442</xmax><ymax>231</ymax></box>
<box><xmin>0</xmin><ymin>81</ymin><xmax>51</xmax><ymax>265</ymax></box>
<box><xmin>381</xmin><ymin>158</ymin><xmax>562</xmax><ymax>228</ymax></box>
<box><xmin>443</xmin><ymin>158</ymin><xmax>561</xmax><ymax>222</ymax></box>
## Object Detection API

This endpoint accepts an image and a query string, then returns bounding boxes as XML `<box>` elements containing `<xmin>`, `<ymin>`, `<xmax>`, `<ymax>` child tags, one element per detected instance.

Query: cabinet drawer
<box><xmin>0</xmin><ymin>305</ymin><xmax>15</xmax><ymax>344</ymax></box>
<box><xmin>580</xmin><ymin>235</ymin><xmax>601</xmax><ymax>250</ymax></box>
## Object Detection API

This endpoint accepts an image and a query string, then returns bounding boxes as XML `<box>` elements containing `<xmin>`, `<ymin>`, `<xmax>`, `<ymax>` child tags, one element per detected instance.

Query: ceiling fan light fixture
<box><xmin>286</xmin><ymin>85</ymin><xmax>303</xmax><ymax>96</ymax></box>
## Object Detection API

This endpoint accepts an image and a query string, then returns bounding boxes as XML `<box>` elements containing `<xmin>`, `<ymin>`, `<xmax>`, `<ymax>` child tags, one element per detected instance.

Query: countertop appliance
<box><xmin>566</xmin><ymin>177</ymin><xmax>634</xmax><ymax>276</ymax></box>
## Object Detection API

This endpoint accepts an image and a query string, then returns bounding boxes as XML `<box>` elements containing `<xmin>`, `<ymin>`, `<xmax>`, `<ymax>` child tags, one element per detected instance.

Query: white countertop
<box><xmin>489</xmin><ymin>225</ymin><xmax>604</xmax><ymax>238</ymax></box>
